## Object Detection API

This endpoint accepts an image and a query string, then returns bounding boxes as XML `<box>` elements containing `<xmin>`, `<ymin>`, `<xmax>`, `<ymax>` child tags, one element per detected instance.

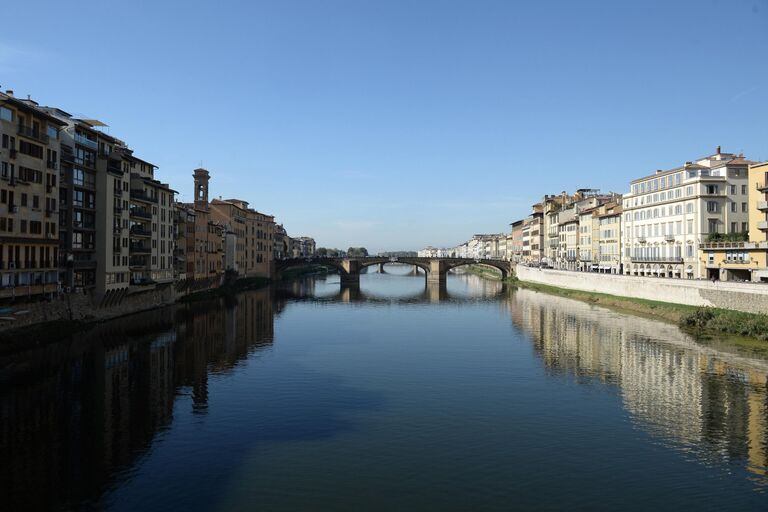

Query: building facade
<box><xmin>0</xmin><ymin>91</ymin><xmax>65</xmax><ymax>301</ymax></box>
<box><xmin>622</xmin><ymin>148</ymin><xmax>751</xmax><ymax>279</ymax></box>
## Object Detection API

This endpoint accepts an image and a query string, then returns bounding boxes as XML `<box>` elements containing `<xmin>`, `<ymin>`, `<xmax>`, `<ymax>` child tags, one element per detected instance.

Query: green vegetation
<box><xmin>515</xmin><ymin>279</ymin><xmax>768</xmax><ymax>342</ymax></box>
<box><xmin>346</xmin><ymin>247</ymin><xmax>369</xmax><ymax>257</ymax></box>
<box><xmin>315</xmin><ymin>247</ymin><xmax>345</xmax><ymax>257</ymax></box>
<box><xmin>707</xmin><ymin>231</ymin><xmax>749</xmax><ymax>243</ymax></box>
<box><xmin>680</xmin><ymin>308</ymin><xmax>768</xmax><ymax>341</ymax></box>
<box><xmin>462</xmin><ymin>265</ymin><xmax>504</xmax><ymax>280</ymax></box>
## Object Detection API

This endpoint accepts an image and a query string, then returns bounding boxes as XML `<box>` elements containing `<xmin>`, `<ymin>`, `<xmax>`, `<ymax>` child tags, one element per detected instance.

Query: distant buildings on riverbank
<box><xmin>0</xmin><ymin>89</ymin><xmax>316</xmax><ymax>303</ymax></box>
<box><xmin>422</xmin><ymin>148</ymin><xmax>768</xmax><ymax>283</ymax></box>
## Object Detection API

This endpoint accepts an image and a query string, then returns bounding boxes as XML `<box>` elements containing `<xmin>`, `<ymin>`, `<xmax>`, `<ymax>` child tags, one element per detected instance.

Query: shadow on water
<box><xmin>0</xmin><ymin>287</ymin><xmax>382</xmax><ymax>511</ymax></box>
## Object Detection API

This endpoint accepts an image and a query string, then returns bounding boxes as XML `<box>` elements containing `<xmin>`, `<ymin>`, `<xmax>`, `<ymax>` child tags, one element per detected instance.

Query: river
<box><xmin>1</xmin><ymin>266</ymin><xmax>767</xmax><ymax>510</ymax></box>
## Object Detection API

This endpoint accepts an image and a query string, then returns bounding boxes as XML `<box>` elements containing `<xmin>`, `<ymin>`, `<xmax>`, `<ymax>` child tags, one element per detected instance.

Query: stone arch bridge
<box><xmin>274</xmin><ymin>256</ymin><xmax>513</xmax><ymax>285</ymax></box>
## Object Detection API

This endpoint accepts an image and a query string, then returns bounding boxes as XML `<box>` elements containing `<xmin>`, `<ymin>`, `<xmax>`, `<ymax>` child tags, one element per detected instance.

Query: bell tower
<box><xmin>193</xmin><ymin>168</ymin><xmax>210</xmax><ymax>210</ymax></box>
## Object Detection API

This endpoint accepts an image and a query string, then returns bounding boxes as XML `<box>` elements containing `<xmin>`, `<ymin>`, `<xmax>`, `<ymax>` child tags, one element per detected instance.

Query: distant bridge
<box><xmin>274</xmin><ymin>256</ymin><xmax>513</xmax><ymax>285</ymax></box>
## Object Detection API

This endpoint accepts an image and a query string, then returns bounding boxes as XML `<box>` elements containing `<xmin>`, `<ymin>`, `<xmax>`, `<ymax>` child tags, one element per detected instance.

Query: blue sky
<box><xmin>2</xmin><ymin>0</ymin><xmax>766</xmax><ymax>252</ymax></box>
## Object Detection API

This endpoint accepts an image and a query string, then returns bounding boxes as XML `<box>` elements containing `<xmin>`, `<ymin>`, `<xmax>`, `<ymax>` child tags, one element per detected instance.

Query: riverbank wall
<box><xmin>0</xmin><ymin>284</ymin><xmax>180</xmax><ymax>335</ymax></box>
<box><xmin>516</xmin><ymin>266</ymin><xmax>768</xmax><ymax>315</ymax></box>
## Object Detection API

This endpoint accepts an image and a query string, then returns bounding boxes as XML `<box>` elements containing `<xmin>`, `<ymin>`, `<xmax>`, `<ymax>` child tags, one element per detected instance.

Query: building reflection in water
<box><xmin>508</xmin><ymin>288</ymin><xmax>768</xmax><ymax>488</ymax></box>
<box><xmin>0</xmin><ymin>288</ymin><xmax>275</xmax><ymax>511</ymax></box>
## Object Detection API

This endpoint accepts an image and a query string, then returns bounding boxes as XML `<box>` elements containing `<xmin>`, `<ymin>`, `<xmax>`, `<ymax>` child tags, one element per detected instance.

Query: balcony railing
<box><xmin>17</xmin><ymin>124</ymin><xmax>50</xmax><ymax>144</ymax></box>
<box><xmin>757</xmin><ymin>182</ymin><xmax>768</xmax><ymax>192</ymax></box>
<box><xmin>758</xmin><ymin>221</ymin><xmax>768</xmax><ymax>231</ymax></box>
<box><xmin>46</xmin><ymin>160</ymin><xmax>57</xmax><ymax>170</ymax></box>
<box><xmin>664</xmin><ymin>234</ymin><xmax>675</xmax><ymax>242</ymax></box>
<box><xmin>757</xmin><ymin>200</ymin><xmax>768</xmax><ymax>211</ymax></box>
<box><xmin>131</xmin><ymin>189</ymin><xmax>157</xmax><ymax>203</ymax></box>
<box><xmin>130</xmin><ymin>208</ymin><xmax>152</xmax><ymax>220</ymax></box>
<box><xmin>130</xmin><ymin>226</ymin><xmax>152</xmax><ymax>237</ymax></box>
<box><xmin>130</xmin><ymin>243</ymin><xmax>151</xmax><ymax>254</ymax></box>
<box><xmin>630</xmin><ymin>256</ymin><xmax>683</xmax><ymax>263</ymax></box>
<box><xmin>74</xmin><ymin>133</ymin><xmax>97</xmax><ymax>149</ymax></box>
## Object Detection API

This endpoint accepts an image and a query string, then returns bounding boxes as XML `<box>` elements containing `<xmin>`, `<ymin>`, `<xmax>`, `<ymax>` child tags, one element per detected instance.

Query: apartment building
<box><xmin>174</xmin><ymin>204</ymin><xmax>195</xmax><ymax>280</ymax></box>
<box><xmin>699</xmin><ymin>160</ymin><xmax>768</xmax><ymax>282</ymax></box>
<box><xmin>510</xmin><ymin>220</ymin><xmax>524</xmax><ymax>262</ymax></box>
<box><xmin>622</xmin><ymin>147</ymin><xmax>751</xmax><ymax>279</ymax></box>
<box><xmin>594</xmin><ymin>202</ymin><xmax>622</xmax><ymax>274</ymax></box>
<box><xmin>0</xmin><ymin>90</ymin><xmax>65</xmax><ymax>300</ymax></box>
<box><xmin>127</xmin><ymin>153</ymin><xmax>175</xmax><ymax>285</ymax></box>
<box><xmin>577</xmin><ymin>208</ymin><xmax>595</xmax><ymax>272</ymax></box>
<box><xmin>211</xmin><ymin>198</ymin><xmax>275</xmax><ymax>278</ymax></box>
<box><xmin>273</xmin><ymin>224</ymin><xmax>289</xmax><ymax>260</ymax></box>
<box><xmin>291</xmin><ymin>237</ymin><xmax>316</xmax><ymax>258</ymax></box>
<box><xmin>524</xmin><ymin>205</ymin><xmax>544</xmax><ymax>264</ymax></box>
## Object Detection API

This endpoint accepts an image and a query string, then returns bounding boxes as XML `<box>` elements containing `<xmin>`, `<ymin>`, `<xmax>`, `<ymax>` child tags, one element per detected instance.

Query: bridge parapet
<box><xmin>274</xmin><ymin>256</ymin><xmax>513</xmax><ymax>283</ymax></box>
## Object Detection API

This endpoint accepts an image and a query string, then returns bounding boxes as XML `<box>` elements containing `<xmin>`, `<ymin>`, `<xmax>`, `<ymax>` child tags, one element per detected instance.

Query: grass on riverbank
<box><xmin>462</xmin><ymin>265</ymin><xmax>505</xmax><ymax>280</ymax></box>
<box><xmin>515</xmin><ymin>280</ymin><xmax>768</xmax><ymax>342</ymax></box>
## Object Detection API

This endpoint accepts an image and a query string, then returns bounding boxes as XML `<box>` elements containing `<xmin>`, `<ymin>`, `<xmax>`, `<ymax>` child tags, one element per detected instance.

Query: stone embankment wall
<box><xmin>0</xmin><ymin>284</ymin><xmax>180</xmax><ymax>334</ymax></box>
<box><xmin>516</xmin><ymin>266</ymin><xmax>768</xmax><ymax>315</ymax></box>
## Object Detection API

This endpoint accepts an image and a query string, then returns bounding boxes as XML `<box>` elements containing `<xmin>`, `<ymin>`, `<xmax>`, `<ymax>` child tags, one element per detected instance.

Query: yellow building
<box><xmin>699</xmin><ymin>161</ymin><xmax>768</xmax><ymax>282</ymax></box>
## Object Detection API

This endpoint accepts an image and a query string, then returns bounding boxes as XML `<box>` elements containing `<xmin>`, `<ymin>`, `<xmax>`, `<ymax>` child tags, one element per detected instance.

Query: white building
<box><xmin>622</xmin><ymin>148</ymin><xmax>752</xmax><ymax>279</ymax></box>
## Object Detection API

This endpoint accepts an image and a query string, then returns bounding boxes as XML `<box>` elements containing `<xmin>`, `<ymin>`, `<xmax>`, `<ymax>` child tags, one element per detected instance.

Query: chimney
<box><xmin>5</xmin><ymin>90</ymin><xmax>13</xmax><ymax>96</ymax></box>
<box><xmin>716</xmin><ymin>145</ymin><xmax>721</xmax><ymax>155</ymax></box>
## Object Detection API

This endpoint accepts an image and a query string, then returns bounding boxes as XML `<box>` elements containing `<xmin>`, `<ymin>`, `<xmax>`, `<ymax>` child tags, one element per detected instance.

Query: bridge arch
<box><xmin>358</xmin><ymin>258</ymin><xmax>431</xmax><ymax>275</ymax></box>
<box><xmin>443</xmin><ymin>259</ymin><xmax>510</xmax><ymax>279</ymax></box>
<box><xmin>274</xmin><ymin>258</ymin><xmax>348</xmax><ymax>278</ymax></box>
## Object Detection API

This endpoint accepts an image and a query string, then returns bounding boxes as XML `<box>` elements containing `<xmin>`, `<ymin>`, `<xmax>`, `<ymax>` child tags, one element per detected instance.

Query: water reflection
<box><xmin>509</xmin><ymin>288</ymin><xmax>768</xmax><ymax>487</ymax></box>
<box><xmin>2</xmin><ymin>273</ymin><xmax>768</xmax><ymax>510</ymax></box>
<box><xmin>0</xmin><ymin>289</ymin><xmax>275</xmax><ymax>511</ymax></box>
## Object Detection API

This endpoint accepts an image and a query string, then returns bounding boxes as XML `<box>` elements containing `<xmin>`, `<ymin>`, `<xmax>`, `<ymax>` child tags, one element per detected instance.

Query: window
<box><xmin>19</xmin><ymin>140</ymin><xmax>43</xmax><ymax>159</ymax></box>
<box><xmin>742</xmin><ymin>202</ymin><xmax>748</xmax><ymax>213</ymax></box>
<box><xmin>731</xmin><ymin>202</ymin><xmax>737</xmax><ymax>212</ymax></box>
<box><xmin>708</xmin><ymin>219</ymin><xmax>718</xmax><ymax>234</ymax></box>
<box><xmin>687</xmin><ymin>220</ymin><xmax>693</xmax><ymax>234</ymax></box>
<box><xmin>32</xmin><ymin>195</ymin><xmax>39</xmax><ymax>209</ymax></box>
<box><xmin>706</xmin><ymin>201</ymin><xmax>718</xmax><ymax>213</ymax></box>
<box><xmin>731</xmin><ymin>222</ymin><xmax>738</xmax><ymax>233</ymax></box>
<box><xmin>742</xmin><ymin>185</ymin><xmax>747</xmax><ymax>195</ymax></box>
<box><xmin>686</xmin><ymin>203</ymin><xmax>693</xmax><ymax>214</ymax></box>
<box><xmin>0</xmin><ymin>106</ymin><xmax>13</xmax><ymax>122</ymax></box>
<box><xmin>47</xmin><ymin>125</ymin><xmax>58</xmax><ymax>140</ymax></box>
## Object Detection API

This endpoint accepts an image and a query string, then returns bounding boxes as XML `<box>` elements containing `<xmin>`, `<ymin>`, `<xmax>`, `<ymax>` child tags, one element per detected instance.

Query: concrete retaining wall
<box><xmin>517</xmin><ymin>266</ymin><xmax>768</xmax><ymax>315</ymax></box>
<box><xmin>0</xmin><ymin>284</ymin><xmax>179</xmax><ymax>334</ymax></box>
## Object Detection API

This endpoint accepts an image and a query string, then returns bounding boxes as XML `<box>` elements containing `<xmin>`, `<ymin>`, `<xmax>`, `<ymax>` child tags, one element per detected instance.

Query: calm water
<box><xmin>2</xmin><ymin>266</ymin><xmax>768</xmax><ymax>511</ymax></box>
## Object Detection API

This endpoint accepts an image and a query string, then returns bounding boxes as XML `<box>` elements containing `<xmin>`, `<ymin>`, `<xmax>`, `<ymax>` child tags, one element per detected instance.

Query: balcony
<box><xmin>17</xmin><ymin>124</ymin><xmax>50</xmax><ymax>144</ymax></box>
<box><xmin>9</xmin><ymin>149</ymin><xmax>17</xmax><ymax>159</ymax></box>
<box><xmin>130</xmin><ymin>226</ymin><xmax>152</xmax><ymax>237</ymax></box>
<box><xmin>130</xmin><ymin>243</ymin><xmax>151</xmax><ymax>254</ymax></box>
<box><xmin>664</xmin><ymin>234</ymin><xmax>675</xmax><ymax>242</ymax></box>
<box><xmin>131</xmin><ymin>189</ymin><xmax>157</xmax><ymax>203</ymax></box>
<box><xmin>757</xmin><ymin>200</ymin><xmax>768</xmax><ymax>211</ymax></box>
<box><xmin>130</xmin><ymin>208</ymin><xmax>152</xmax><ymax>220</ymax></box>
<box><xmin>130</xmin><ymin>256</ymin><xmax>149</xmax><ymax>268</ymax></box>
<box><xmin>757</xmin><ymin>182</ymin><xmax>768</xmax><ymax>193</ymax></box>
<box><xmin>74</xmin><ymin>133</ymin><xmax>97</xmax><ymax>149</ymax></box>
<box><xmin>46</xmin><ymin>160</ymin><xmax>57</xmax><ymax>170</ymax></box>
<box><xmin>637</xmin><ymin>237</ymin><xmax>647</xmax><ymax>243</ymax></box>
<box><xmin>630</xmin><ymin>256</ymin><xmax>683</xmax><ymax>263</ymax></box>
<box><xmin>114</xmin><ymin>206</ymin><xmax>123</xmax><ymax>216</ymax></box>
<box><xmin>74</xmin><ymin>157</ymin><xmax>96</xmax><ymax>169</ymax></box>
<box><xmin>113</xmin><ymin>188</ymin><xmax>123</xmax><ymax>197</ymax></box>
<box><xmin>758</xmin><ymin>221</ymin><xmax>768</xmax><ymax>231</ymax></box>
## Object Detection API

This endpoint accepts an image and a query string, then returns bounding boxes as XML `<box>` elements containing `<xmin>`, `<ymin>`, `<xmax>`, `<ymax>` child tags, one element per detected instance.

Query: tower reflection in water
<box><xmin>0</xmin><ymin>288</ymin><xmax>275</xmax><ymax>511</ymax></box>
<box><xmin>508</xmin><ymin>288</ymin><xmax>768</xmax><ymax>488</ymax></box>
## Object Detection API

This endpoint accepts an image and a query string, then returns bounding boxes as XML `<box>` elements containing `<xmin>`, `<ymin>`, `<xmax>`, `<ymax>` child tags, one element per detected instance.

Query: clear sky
<box><xmin>2</xmin><ymin>0</ymin><xmax>766</xmax><ymax>253</ymax></box>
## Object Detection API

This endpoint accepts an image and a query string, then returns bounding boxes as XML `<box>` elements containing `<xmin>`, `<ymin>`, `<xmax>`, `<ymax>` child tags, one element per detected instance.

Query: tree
<box><xmin>347</xmin><ymin>247</ymin><xmax>369</xmax><ymax>257</ymax></box>
<box><xmin>316</xmin><ymin>247</ymin><xmax>328</xmax><ymax>257</ymax></box>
